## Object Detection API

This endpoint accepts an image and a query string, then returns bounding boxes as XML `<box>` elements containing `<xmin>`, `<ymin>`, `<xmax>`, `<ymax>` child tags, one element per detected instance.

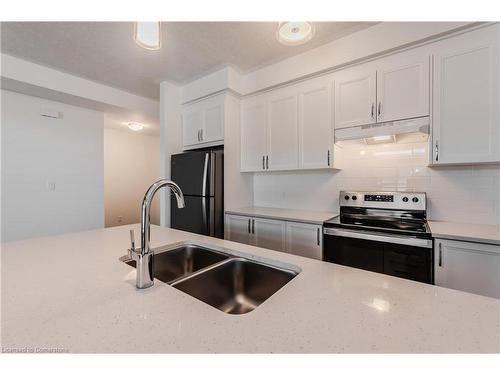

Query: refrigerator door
<box><xmin>171</xmin><ymin>196</ymin><xmax>214</xmax><ymax>236</ymax></box>
<box><xmin>171</xmin><ymin>151</ymin><xmax>212</xmax><ymax>197</ymax></box>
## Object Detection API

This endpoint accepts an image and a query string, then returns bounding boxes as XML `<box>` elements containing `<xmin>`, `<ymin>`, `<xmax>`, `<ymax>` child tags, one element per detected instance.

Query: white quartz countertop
<box><xmin>429</xmin><ymin>221</ymin><xmax>500</xmax><ymax>245</ymax></box>
<box><xmin>2</xmin><ymin>225</ymin><xmax>499</xmax><ymax>353</ymax></box>
<box><xmin>225</xmin><ymin>206</ymin><xmax>338</xmax><ymax>224</ymax></box>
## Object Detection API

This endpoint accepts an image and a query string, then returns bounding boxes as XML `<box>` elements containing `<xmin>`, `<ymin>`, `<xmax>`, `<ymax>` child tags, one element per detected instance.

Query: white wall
<box><xmin>253</xmin><ymin>140</ymin><xmax>500</xmax><ymax>225</ymax></box>
<box><xmin>103</xmin><ymin>126</ymin><xmax>160</xmax><ymax>227</ymax></box>
<box><xmin>1</xmin><ymin>90</ymin><xmax>104</xmax><ymax>242</ymax></box>
<box><xmin>159</xmin><ymin>81</ymin><xmax>183</xmax><ymax>227</ymax></box>
<box><xmin>223</xmin><ymin>93</ymin><xmax>253</xmax><ymax>210</ymax></box>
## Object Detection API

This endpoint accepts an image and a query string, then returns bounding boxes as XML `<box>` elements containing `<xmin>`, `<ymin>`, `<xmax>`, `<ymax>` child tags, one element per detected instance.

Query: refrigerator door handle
<box><xmin>201</xmin><ymin>197</ymin><xmax>208</xmax><ymax>232</ymax></box>
<box><xmin>202</xmin><ymin>153</ymin><xmax>209</xmax><ymax>197</ymax></box>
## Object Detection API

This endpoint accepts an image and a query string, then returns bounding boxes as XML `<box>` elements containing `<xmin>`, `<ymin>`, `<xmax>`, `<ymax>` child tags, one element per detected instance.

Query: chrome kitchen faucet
<box><xmin>128</xmin><ymin>179</ymin><xmax>185</xmax><ymax>289</ymax></box>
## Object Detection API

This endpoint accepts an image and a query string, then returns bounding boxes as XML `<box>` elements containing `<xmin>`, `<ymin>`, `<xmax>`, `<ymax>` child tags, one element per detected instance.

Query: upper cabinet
<box><xmin>376</xmin><ymin>52</ymin><xmax>430</xmax><ymax>123</ymax></box>
<box><xmin>240</xmin><ymin>95</ymin><xmax>268</xmax><ymax>172</ymax></box>
<box><xmin>334</xmin><ymin>65</ymin><xmax>376</xmax><ymax>129</ymax></box>
<box><xmin>240</xmin><ymin>76</ymin><xmax>335</xmax><ymax>172</ymax></box>
<box><xmin>298</xmin><ymin>76</ymin><xmax>334</xmax><ymax>169</ymax></box>
<box><xmin>182</xmin><ymin>94</ymin><xmax>225</xmax><ymax>150</ymax></box>
<box><xmin>267</xmin><ymin>87</ymin><xmax>299</xmax><ymax>171</ymax></box>
<box><xmin>334</xmin><ymin>52</ymin><xmax>430</xmax><ymax>129</ymax></box>
<box><xmin>431</xmin><ymin>25</ymin><xmax>500</xmax><ymax>165</ymax></box>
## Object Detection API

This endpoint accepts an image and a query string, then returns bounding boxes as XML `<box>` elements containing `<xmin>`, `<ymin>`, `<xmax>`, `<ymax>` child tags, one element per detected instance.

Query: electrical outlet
<box><xmin>117</xmin><ymin>216</ymin><xmax>123</xmax><ymax>223</ymax></box>
<box><xmin>46</xmin><ymin>181</ymin><xmax>56</xmax><ymax>191</ymax></box>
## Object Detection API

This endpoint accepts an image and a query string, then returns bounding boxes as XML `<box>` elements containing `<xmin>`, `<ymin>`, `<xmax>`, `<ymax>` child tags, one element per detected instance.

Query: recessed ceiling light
<box><xmin>127</xmin><ymin>122</ymin><xmax>144</xmax><ymax>131</ymax></box>
<box><xmin>134</xmin><ymin>22</ymin><xmax>161</xmax><ymax>50</ymax></box>
<box><xmin>276</xmin><ymin>22</ymin><xmax>315</xmax><ymax>46</ymax></box>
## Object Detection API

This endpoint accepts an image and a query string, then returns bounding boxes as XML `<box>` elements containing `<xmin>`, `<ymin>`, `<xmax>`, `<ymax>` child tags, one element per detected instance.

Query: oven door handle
<box><xmin>323</xmin><ymin>228</ymin><xmax>432</xmax><ymax>248</ymax></box>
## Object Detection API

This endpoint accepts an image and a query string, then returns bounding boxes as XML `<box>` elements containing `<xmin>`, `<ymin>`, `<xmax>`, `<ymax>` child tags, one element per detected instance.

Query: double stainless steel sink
<box><xmin>121</xmin><ymin>243</ymin><xmax>299</xmax><ymax>314</ymax></box>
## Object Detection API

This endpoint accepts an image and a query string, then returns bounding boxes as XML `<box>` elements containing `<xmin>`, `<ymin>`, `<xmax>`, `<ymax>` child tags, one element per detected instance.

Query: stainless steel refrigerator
<box><xmin>170</xmin><ymin>149</ymin><xmax>224</xmax><ymax>238</ymax></box>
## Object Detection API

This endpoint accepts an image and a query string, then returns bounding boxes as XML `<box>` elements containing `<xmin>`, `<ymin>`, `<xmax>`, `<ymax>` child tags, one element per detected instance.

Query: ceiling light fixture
<box><xmin>134</xmin><ymin>22</ymin><xmax>161</xmax><ymax>50</ymax></box>
<box><xmin>127</xmin><ymin>122</ymin><xmax>144</xmax><ymax>131</ymax></box>
<box><xmin>276</xmin><ymin>22</ymin><xmax>315</xmax><ymax>46</ymax></box>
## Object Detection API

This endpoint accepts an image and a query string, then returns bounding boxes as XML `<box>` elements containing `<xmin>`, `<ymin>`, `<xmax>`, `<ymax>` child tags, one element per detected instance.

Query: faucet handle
<box><xmin>129</xmin><ymin>229</ymin><xmax>137</xmax><ymax>257</ymax></box>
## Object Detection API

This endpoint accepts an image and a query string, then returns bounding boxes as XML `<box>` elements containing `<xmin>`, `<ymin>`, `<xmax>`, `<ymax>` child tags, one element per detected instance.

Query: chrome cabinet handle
<box><xmin>435</xmin><ymin>140</ymin><xmax>439</xmax><ymax>162</ymax></box>
<box><xmin>371</xmin><ymin>103</ymin><xmax>375</xmax><ymax>121</ymax></box>
<box><xmin>327</xmin><ymin>150</ymin><xmax>331</xmax><ymax>166</ymax></box>
<box><xmin>262</xmin><ymin>155</ymin><xmax>265</xmax><ymax>170</ymax></box>
<box><xmin>197</xmin><ymin>129</ymin><xmax>201</xmax><ymax>142</ymax></box>
<box><xmin>438</xmin><ymin>242</ymin><xmax>443</xmax><ymax>267</ymax></box>
<box><xmin>248</xmin><ymin>218</ymin><xmax>251</xmax><ymax>234</ymax></box>
<box><xmin>317</xmin><ymin>227</ymin><xmax>320</xmax><ymax>246</ymax></box>
<box><xmin>252</xmin><ymin>219</ymin><xmax>255</xmax><ymax>234</ymax></box>
<box><xmin>378</xmin><ymin>102</ymin><xmax>382</xmax><ymax>118</ymax></box>
<box><xmin>200</xmin><ymin>129</ymin><xmax>204</xmax><ymax>141</ymax></box>
<box><xmin>266</xmin><ymin>155</ymin><xmax>269</xmax><ymax>170</ymax></box>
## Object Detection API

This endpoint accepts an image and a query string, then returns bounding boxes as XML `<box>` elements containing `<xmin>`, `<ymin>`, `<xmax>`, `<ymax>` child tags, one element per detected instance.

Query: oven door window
<box><xmin>324</xmin><ymin>235</ymin><xmax>384</xmax><ymax>273</ymax></box>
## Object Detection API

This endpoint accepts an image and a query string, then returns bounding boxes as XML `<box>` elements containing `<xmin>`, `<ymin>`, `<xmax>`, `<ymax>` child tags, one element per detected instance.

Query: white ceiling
<box><xmin>0</xmin><ymin>22</ymin><xmax>376</xmax><ymax>100</ymax></box>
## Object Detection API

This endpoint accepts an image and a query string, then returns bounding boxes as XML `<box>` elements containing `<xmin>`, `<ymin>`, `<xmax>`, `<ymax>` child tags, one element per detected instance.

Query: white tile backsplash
<box><xmin>253</xmin><ymin>141</ymin><xmax>500</xmax><ymax>225</ymax></box>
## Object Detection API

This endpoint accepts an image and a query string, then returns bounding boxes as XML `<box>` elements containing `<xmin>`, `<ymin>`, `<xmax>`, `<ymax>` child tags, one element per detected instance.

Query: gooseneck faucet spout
<box><xmin>129</xmin><ymin>179</ymin><xmax>185</xmax><ymax>289</ymax></box>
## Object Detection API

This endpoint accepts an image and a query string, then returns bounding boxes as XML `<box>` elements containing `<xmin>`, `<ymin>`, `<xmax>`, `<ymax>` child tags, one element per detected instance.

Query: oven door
<box><xmin>323</xmin><ymin>227</ymin><xmax>433</xmax><ymax>283</ymax></box>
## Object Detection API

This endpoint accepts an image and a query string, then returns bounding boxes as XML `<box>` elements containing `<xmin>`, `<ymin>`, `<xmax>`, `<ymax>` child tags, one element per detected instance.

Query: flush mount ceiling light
<box><xmin>276</xmin><ymin>22</ymin><xmax>315</xmax><ymax>46</ymax></box>
<box><xmin>134</xmin><ymin>22</ymin><xmax>161</xmax><ymax>50</ymax></box>
<box><xmin>127</xmin><ymin>122</ymin><xmax>144</xmax><ymax>131</ymax></box>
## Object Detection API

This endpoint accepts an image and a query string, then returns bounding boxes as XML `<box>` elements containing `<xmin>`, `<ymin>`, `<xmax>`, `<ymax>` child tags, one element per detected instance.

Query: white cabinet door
<box><xmin>376</xmin><ymin>53</ymin><xmax>430</xmax><ymax>123</ymax></box>
<box><xmin>182</xmin><ymin>106</ymin><xmax>203</xmax><ymax>147</ymax></box>
<box><xmin>432</xmin><ymin>26</ymin><xmax>500</xmax><ymax>164</ymax></box>
<box><xmin>253</xmin><ymin>217</ymin><xmax>286</xmax><ymax>252</ymax></box>
<box><xmin>435</xmin><ymin>239</ymin><xmax>500</xmax><ymax>299</ymax></box>
<box><xmin>267</xmin><ymin>87</ymin><xmax>299</xmax><ymax>170</ymax></box>
<box><xmin>225</xmin><ymin>214</ymin><xmax>252</xmax><ymax>245</ymax></box>
<box><xmin>334</xmin><ymin>65</ymin><xmax>376</xmax><ymax>129</ymax></box>
<box><xmin>240</xmin><ymin>96</ymin><xmax>268</xmax><ymax>172</ymax></box>
<box><xmin>297</xmin><ymin>76</ymin><xmax>334</xmax><ymax>169</ymax></box>
<box><xmin>286</xmin><ymin>221</ymin><xmax>322</xmax><ymax>260</ymax></box>
<box><xmin>202</xmin><ymin>95</ymin><xmax>224</xmax><ymax>143</ymax></box>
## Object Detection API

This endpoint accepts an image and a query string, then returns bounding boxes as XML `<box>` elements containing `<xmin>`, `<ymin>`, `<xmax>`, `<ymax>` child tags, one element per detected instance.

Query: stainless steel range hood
<box><xmin>335</xmin><ymin>116</ymin><xmax>430</xmax><ymax>143</ymax></box>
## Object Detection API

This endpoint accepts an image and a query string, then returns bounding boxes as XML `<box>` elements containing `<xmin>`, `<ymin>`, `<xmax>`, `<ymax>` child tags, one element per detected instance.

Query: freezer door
<box><xmin>171</xmin><ymin>151</ymin><xmax>211</xmax><ymax>196</ymax></box>
<box><xmin>171</xmin><ymin>195</ymin><xmax>213</xmax><ymax>236</ymax></box>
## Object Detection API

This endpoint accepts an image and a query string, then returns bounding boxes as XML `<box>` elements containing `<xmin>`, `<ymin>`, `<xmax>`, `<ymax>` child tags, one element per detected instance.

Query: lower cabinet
<box><xmin>434</xmin><ymin>238</ymin><xmax>500</xmax><ymax>299</ymax></box>
<box><xmin>253</xmin><ymin>217</ymin><xmax>286</xmax><ymax>252</ymax></box>
<box><xmin>225</xmin><ymin>214</ymin><xmax>322</xmax><ymax>260</ymax></box>
<box><xmin>285</xmin><ymin>221</ymin><xmax>322</xmax><ymax>260</ymax></box>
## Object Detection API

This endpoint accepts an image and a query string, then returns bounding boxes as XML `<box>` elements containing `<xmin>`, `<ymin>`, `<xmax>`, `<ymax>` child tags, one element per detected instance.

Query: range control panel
<box><xmin>364</xmin><ymin>194</ymin><xmax>394</xmax><ymax>202</ymax></box>
<box><xmin>340</xmin><ymin>191</ymin><xmax>426</xmax><ymax>211</ymax></box>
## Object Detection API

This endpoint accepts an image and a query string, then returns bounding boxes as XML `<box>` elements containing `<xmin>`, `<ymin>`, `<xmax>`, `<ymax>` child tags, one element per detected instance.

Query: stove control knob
<box><xmin>412</xmin><ymin>197</ymin><xmax>419</xmax><ymax>203</ymax></box>
<box><xmin>352</xmin><ymin>195</ymin><xmax>357</xmax><ymax>200</ymax></box>
<box><xmin>344</xmin><ymin>195</ymin><xmax>350</xmax><ymax>200</ymax></box>
<box><xmin>402</xmin><ymin>197</ymin><xmax>409</xmax><ymax>202</ymax></box>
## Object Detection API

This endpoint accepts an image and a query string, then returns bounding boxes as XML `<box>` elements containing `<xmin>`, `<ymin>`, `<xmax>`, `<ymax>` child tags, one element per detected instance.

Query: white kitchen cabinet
<box><xmin>376</xmin><ymin>52</ymin><xmax>429</xmax><ymax>123</ymax></box>
<box><xmin>182</xmin><ymin>106</ymin><xmax>204</xmax><ymax>147</ymax></box>
<box><xmin>225</xmin><ymin>214</ymin><xmax>252</xmax><ymax>245</ymax></box>
<box><xmin>267</xmin><ymin>87</ymin><xmax>299</xmax><ymax>170</ymax></box>
<box><xmin>297</xmin><ymin>76</ymin><xmax>334</xmax><ymax>169</ymax></box>
<box><xmin>182</xmin><ymin>94</ymin><xmax>225</xmax><ymax>149</ymax></box>
<box><xmin>202</xmin><ymin>95</ymin><xmax>225</xmax><ymax>143</ymax></box>
<box><xmin>225</xmin><ymin>214</ymin><xmax>323</xmax><ymax>260</ymax></box>
<box><xmin>334</xmin><ymin>65</ymin><xmax>376</xmax><ymax>129</ymax></box>
<box><xmin>334</xmin><ymin>51</ymin><xmax>430</xmax><ymax>130</ymax></box>
<box><xmin>253</xmin><ymin>217</ymin><xmax>286</xmax><ymax>252</ymax></box>
<box><xmin>431</xmin><ymin>26</ymin><xmax>500</xmax><ymax>165</ymax></box>
<box><xmin>286</xmin><ymin>221</ymin><xmax>322</xmax><ymax>260</ymax></box>
<box><xmin>240</xmin><ymin>95</ymin><xmax>268</xmax><ymax>172</ymax></box>
<box><xmin>434</xmin><ymin>238</ymin><xmax>500</xmax><ymax>299</ymax></box>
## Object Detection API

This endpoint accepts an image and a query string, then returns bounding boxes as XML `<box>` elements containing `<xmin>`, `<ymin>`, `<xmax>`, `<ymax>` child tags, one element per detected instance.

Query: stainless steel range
<box><xmin>323</xmin><ymin>191</ymin><xmax>433</xmax><ymax>284</ymax></box>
